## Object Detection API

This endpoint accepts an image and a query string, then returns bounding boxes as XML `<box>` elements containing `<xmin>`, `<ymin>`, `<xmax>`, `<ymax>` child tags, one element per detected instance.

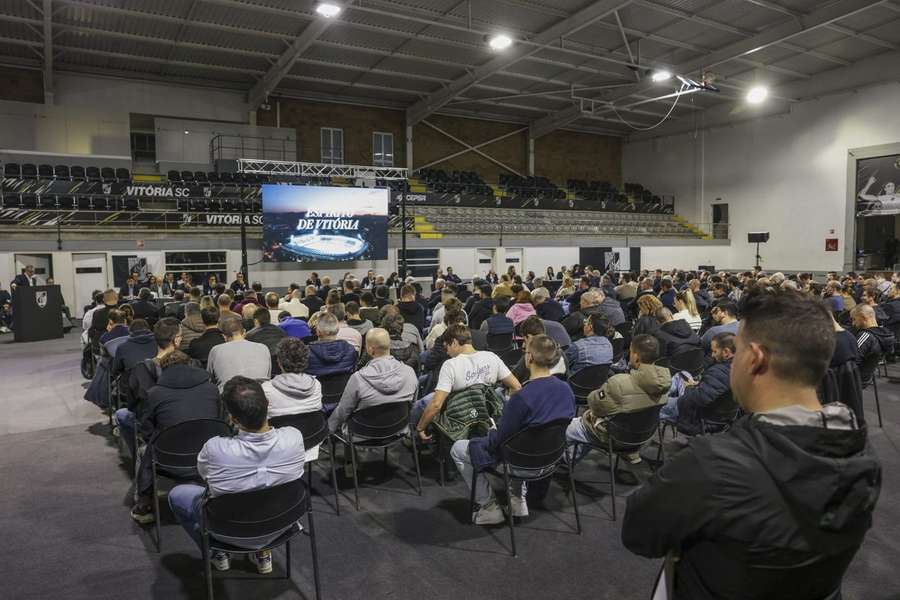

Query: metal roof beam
<box><xmin>246</xmin><ymin>1</ymin><xmax>348</xmax><ymax>108</ymax></box>
<box><xmin>42</xmin><ymin>0</ymin><xmax>53</xmax><ymax>104</ymax></box>
<box><xmin>529</xmin><ymin>0</ymin><xmax>886</xmax><ymax>138</ymax></box>
<box><xmin>404</xmin><ymin>0</ymin><xmax>634</xmax><ymax>126</ymax></box>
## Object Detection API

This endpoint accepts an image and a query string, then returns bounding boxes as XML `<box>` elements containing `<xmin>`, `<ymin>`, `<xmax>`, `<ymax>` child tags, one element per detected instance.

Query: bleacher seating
<box><xmin>416</xmin><ymin>169</ymin><xmax>492</xmax><ymax>197</ymax></box>
<box><xmin>499</xmin><ymin>174</ymin><xmax>565</xmax><ymax>200</ymax></box>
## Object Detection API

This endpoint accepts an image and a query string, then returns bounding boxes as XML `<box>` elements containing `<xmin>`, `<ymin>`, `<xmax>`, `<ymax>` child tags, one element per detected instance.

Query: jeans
<box><xmin>115</xmin><ymin>408</ymin><xmax>137</xmax><ymax>458</ymax></box>
<box><xmin>659</xmin><ymin>395</ymin><xmax>680</xmax><ymax>423</ymax></box>
<box><xmin>168</xmin><ymin>484</ymin><xmax>207</xmax><ymax>549</ymax></box>
<box><xmin>565</xmin><ymin>417</ymin><xmax>601</xmax><ymax>465</ymax></box>
<box><xmin>450</xmin><ymin>440</ymin><xmax>525</xmax><ymax>506</ymax></box>
<box><xmin>409</xmin><ymin>393</ymin><xmax>433</xmax><ymax>428</ymax></box>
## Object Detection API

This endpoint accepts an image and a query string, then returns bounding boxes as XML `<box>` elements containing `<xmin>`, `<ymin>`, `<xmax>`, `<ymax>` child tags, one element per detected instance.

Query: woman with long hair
<box><xmin>506</xmin><ymin>289</ymin><xmax>537</xmax><ymax>328</ymax></box>
<box><xmin>556</xmin><ymin>276</ymin><xmax>575</xmax><ymax>300</ymax></box>
<box><xmin>545</xmin><ymin>266</ymin><xmax>556</xmax><ymax>280</ymax></box>
<box><xmin>673</xmin><ymin>289</ymin><xmax>702</xmax><ymax>332</ymax></box>
<box><xmin>634</xmin><ymin>295</ymin><xmax>663</xmax><ymax>336</ymax></box>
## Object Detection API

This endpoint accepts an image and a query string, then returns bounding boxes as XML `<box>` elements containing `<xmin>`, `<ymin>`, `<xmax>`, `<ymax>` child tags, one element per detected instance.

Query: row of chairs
<box><xmin>3</xmin><ymin>163</ymin><xmax>130</xmax><ymax>182</ymax></box>
<box><xmin>1</xmin><ymin>194</ymin><xmax>140</xmax><ymax>211</ymax></box>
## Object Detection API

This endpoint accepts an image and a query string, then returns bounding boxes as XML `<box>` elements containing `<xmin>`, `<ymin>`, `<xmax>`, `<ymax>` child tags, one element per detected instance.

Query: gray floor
<box><xmin>0</xmin><ymin>330</ymin><xmax>898</xmax><ymax>600</ymax></box>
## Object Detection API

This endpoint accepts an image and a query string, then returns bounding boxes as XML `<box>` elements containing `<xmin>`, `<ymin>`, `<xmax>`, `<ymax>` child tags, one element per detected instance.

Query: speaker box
<box><xmin>748</xmin><ymin>232</ymin><xmax>769</xmax><ymax>243</ymax></box>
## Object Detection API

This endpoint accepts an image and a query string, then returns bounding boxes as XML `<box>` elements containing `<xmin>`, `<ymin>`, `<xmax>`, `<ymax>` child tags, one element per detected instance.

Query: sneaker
<box><xmin>249</xmin><ymin>550</ymin><xmax>273</xmax><ymax>574</ymax></box>
<box><xmin>622</xmin><ymin>451</ymin><xmax>642</xmax><ymax>465</ymax></box>
<box><xmin>210</xmin><ymin>551</ymin><xmax>230</xmax><ymax>572</ymax></box>
<box><xmin>509</xmin><ymin>495</ymin><xmax>528</xmax><ymax>518</ymax></box>
<box><xmin>473</xmin><ymin>501</ymin><xmax>505</xmax><ymax>525</ymax></box>
<box><xmin>130</xmin><ymin>502</ymin><xmax>155</xmax><ymax>525</ymax></box>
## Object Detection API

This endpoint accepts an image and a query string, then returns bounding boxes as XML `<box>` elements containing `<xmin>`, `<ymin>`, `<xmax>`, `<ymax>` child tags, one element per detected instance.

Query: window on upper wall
<box><xmin>373</xmin><ymin>132</ymin><xmax>394</xmax><ymax>167</ymax></box>
<box><xmin>321</xmin><ymin>127</ymin><xmax>344</xmax><ymax>164</ymax></box>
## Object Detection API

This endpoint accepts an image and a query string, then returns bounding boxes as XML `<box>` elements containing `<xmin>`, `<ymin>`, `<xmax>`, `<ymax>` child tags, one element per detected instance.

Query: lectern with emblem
<box><xmin>13</xmin><ymin>285</ymin><xmax>64</xmax><ymax>342</ymax></box>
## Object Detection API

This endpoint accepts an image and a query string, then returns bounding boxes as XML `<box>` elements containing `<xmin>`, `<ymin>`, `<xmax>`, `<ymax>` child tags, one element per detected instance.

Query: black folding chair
<box><xmin>148</xmin><ymin>419</ymin><xmax>233</xmax><ymax>551</ymax></box>
<box><xmin>470</xmin><ymin>418</ymin><xmax>580</xmax><ymax>557</ymax></box>
<box><xmin>202</xmin><ymin>478</ymin><xmax>321</xmax><ymax>600</ymax></box>
<box><xmin>499</xmin><ymin>347</ymin><xmax>523</xmax><ymax>369</ymax></box>
<box><xmin>330</xmin><ymin>402</ymin><xmax>422</xmax><ymax>511</ymax></box>
<box><xmin>668</xmin><ymin>348</ymin><xmax>705</xmax><ymax>377</ymax></box>
<box><xmin>571</xmin><ymin>404</ymin><xmax>663</xmax><ymax>521</ymax></box>
<box><xmin>859</xmin><ymin>352</ymin><xmax>884</xmax><ymax>427</ymax></box>
<box><xmin>611</xmin><ymin>337</ymin><xmax>626</xmax><ymax>363</ymax></box>
<box><xmin>270</xmin><ymin>411</ymin><xmax>338</xmax><ymax>512</ymax></box>
<box><xmin>487</xmin><ymin>332</ymin><xmax>514</xmax><ymax>353</ymax></box>
<box><xmin>318</xmin><ymin>371</ymin><xmax>353</xmax><ymax>410</ymax></box>
<box><xmin>567</xmin><ymin>364</ymin><xmax>610</xmax><ymax>409</ymax></box>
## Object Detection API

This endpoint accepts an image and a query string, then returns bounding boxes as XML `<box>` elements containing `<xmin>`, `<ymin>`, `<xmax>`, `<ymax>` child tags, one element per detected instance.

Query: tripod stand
<box><xmin>755</xmin><ymin>242</ymin><xmax>762</xmax><ymax>269</ymax></box>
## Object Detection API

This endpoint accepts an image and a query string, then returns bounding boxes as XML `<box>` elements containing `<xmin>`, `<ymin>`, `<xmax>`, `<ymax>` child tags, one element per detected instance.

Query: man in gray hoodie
<box><xmin>328</xmin><ymin>328</ymin><xmax>418</xmax><ymax>436</ymax></box>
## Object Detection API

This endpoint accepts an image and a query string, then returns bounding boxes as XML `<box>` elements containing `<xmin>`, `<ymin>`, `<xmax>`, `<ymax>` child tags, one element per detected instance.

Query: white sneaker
<box><xmin>509</xmin><ymin>495</ymin><xmax>528</xmax><ymax>518</ymax></box>
<box><xmin>473</xmin><ymin>501</ymin><xmax>505</xmax><ymax>525</ymax></box>
<box><xmin>210</xmin><ymin>551</ymin><xmax>230</xmax><ymax>572</ymax></box>
<box><xmin>249</xmin><ymin>550</ymin><xmax>273</xmax><ymax>574</ymax></box>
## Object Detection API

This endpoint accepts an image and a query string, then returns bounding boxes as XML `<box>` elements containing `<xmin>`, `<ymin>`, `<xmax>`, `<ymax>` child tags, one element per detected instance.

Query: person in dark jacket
<box><xmin>533</xmin><ymin>287</ymin><xmax>565</xmax><ymax>322</ymax></box>
<box><xmin>480</xmin><ymin>296</ymin><xmax>515</xmax><ymax>337</ymax></box>
<box><xmin>851</xmin><ymin>304</ymin><xmax>896</xmax><ymax>384</ymax></box>
<box><xmin>562</xmin><ymin>290</ymin><xmax>608</xmax><ymax>340</ymax></box>
<box><xmin>301</xmin><ymin>285</ymin><xmax>325</xmax><ymax>314</ymax></box>
<box><xmin>99</xmin><ymin>309</ymin><xmax>129</xmax><ymax>345</ymax></box>
<box><xmin>130</xmin><ymin>350</ymin><xmax>220</xmax><ymax>524</ymax></box>
<box><xmin>467</xmin><ymin>284</ymin><xmax>494</xmax><ymax>331</ymax></box>
<box><xmin>623</xmin><ymin>287</ymin><xmax>881</xmax><ymax>600</ymax></box>
<box><xmin>129</xmin><ymin>288</ymin><xmax>160</xmax><ymax>327</ymax></box>
<box><xmin>397</xmin><ymin>284</ymin><xmax>426</xmax><ymax>333</ymax></box>
<box><xmin>246</xmin><ymin>307</ymin><xmax>287</xmax><ymax>373</ymax></box>
<box><xmin>658</xmin><ymin>278</ymin><xmax>676</xmax><ymax>311</ymax></box>
<box><xmin>306</xmin><ymin>313</ymin><xmax>357</xmax><ymax>377</ymax></box>
<box><xmin>451</xmin><ymin>334</ymin><xmax>575</xmax><ymax>525</ymax></box>
<box><xmin>187</xmin><ymin>307</ymin><xmax>226</xmax><ymax>366</ymax></box>
<box><xmin>653</xmin><ymin>307</ymin><xmax>702</xmax><ymax>358</ymax></box>
<box><xmin>111</xmin><ymin>319</ymin><xmax>157</xmax><ymax>377</ymax></box>
<box><xmin>90</xmin><ymin>289</ymin><xmax>120</xmax><ymax>341</ymax></box>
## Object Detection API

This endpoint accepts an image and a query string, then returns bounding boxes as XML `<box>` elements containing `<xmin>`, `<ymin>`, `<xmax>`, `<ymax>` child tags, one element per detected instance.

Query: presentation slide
<box><xmin>262</xmin><ymin>185</ymin><xmax>389</xmax><ymax>262</ymax></box>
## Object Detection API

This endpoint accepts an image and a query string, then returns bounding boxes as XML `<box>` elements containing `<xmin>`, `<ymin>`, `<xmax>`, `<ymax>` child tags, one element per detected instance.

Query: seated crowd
<box><xmin>78</xmin><ymin>263</ymin><xmax>887</xmax><ymax>596</ymax></box>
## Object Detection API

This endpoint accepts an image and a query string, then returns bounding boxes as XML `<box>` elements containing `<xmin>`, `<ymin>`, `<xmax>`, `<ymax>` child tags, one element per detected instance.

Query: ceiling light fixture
<box><xmin>746</xmin><ymin>85</ymin><xmax>768</xmax><ymax>104</ymax></box>
<box><xmin>651</xmin><ymin>70</ymin><xmax>672</xmax><ymax>83</ymax></box>
<box><xmin>315</xmin><ymin>2</ymin><xmax>342</xmax><ymax>18</ymax></box>
<box><xmin>488</xmin><ymin>34</ymin><xmax>513</xmax><ymax>51</ymax></box>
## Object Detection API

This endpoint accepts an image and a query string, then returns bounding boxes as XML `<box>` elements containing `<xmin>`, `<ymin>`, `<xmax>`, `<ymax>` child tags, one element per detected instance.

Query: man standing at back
<box><xmin>622</xmin><ymin>288</ymin><xmax>880</xmax><ymax>599</ymax></box>
<box><xmin>207</xmin><ymin>314</ymin><xmax>271</xmax><ymax>392</ymax></box>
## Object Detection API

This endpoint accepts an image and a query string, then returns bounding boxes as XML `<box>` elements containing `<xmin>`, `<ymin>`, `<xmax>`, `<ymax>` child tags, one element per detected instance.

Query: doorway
<box><xmin>475</xmin><ymin>248</ymin><xmax>495</xmax><ymax>279</ymax></box>
<box><xmin>712</xmin><ymin>203</ymin><xmax>729</xmax><ymax>240</ymax></box>
<box><xmin>72</xmin><ymin>254</ymin><xmax>108</xmax><ymax>318</ymax></box>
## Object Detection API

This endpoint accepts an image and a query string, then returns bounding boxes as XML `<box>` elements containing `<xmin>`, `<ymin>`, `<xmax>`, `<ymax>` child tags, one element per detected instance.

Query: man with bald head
<box><xmin>327</xmin><ymin>328</ymin><xmax>418</xmax><ymax>435</ymax></box>
<box><xmin>851</xmin><ymin>303</ymin><xmax>895</xmax><ymax>384</ymax></box>
<box><xmin>562</xmin><ymin>288</ymin><xmax>625</xmax><ymax>340</ymax></box>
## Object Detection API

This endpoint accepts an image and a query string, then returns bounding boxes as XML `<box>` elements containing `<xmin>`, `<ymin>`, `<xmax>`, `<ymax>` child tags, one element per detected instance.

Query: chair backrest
<box><xmin>347</xmin><ymin>401</ymin><xmax>410</xmax><ymax>440</ymax></box>
<box><xmin>606</xmin><ymin>404</ymin><xmax>662</xmax><ymax>449</ymax></box>
<box><xmin>70</xmin><ymin>165</ymin><xmax>85</xmax><ymax>179</ymax></box>
<box><xmin>611</xmin><ymin>337</ymin><xmax>626</xmax><ymax>363</ymax></box>
<box><xmin>487</xmin><ymin>332</ymin><xmax>514</xmax><ymax>352</ymax></box>
<box><xmin>499</xmin><ymin>347</ymin><xmax>523</xmax><ymax>368</ymax></box>
<box><xmin>500</xmin><ymin>418</ymin><xmax>570</xmax><ymax>471</ymax></box>
<box><xmin>818</xmin><ymin>362</ymin><xmax>864</xmax><ymax>426</ymax></box>
<box><xmin>568</xmin><ymin>364</ymin><xmax>610</xmax><ymax>401</ymax></box>
<box><xmin>269</xmin><ymin>410</ymin><xmax>329</xmax><ymax>448</ymax></box>
<box><xmin>318</xmin><ymin>371</ymin><xmax>353</xmax><ymax>404</ymax></box>
<box><xmin>204</xmin><ymin>477</ymin><xmax>308</xmax><ymax>541</ymax></box>
<box><xmin>152</xmin><ymin>418</ymin><xmax>233</xmax><ymax>470</ymax></box>
<box><xmin>669</xmin><ymin>348</ymin><xmax>705</xmax><ymax>376</ymax></box>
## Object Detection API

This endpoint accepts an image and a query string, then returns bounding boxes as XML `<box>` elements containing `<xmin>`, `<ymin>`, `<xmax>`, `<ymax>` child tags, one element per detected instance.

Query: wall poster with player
<box><xmin>856</xmin><ymin>153</ymin><xmax>900</xmax><ymax>217</ymax></box>
<box><xmin>262</xmin><ymin>185</ymin><xmax>389</xmax><ymax>262</ymax></box>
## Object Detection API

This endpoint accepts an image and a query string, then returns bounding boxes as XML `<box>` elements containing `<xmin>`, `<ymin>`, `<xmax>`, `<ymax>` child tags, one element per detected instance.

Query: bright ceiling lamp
<box><xmin>746</xmin><ymin>85</ymin><xmax>769</xmax><ymax>104</ymax></box>
<box><xmin>488</xmin><ymin>34</ymin><xmax>513</xmax><ymax>51</ymax></box>
<box><xmin>650</xmin><ymin>69</ymin><xmax>672</xmax><ymax>83</ymax></box>
<box><xmin>315</xmin><ymin>2</ymin><xmax>342</xmax><ymax>18</ymax></box>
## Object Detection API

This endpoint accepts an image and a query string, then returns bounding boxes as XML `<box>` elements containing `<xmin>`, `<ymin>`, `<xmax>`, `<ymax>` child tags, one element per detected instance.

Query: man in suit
<box><xmin>13</xmin><ymin>265</ymin><xmax>37</xmax><ymax>287</ymax></box>
<box><xmin>119</xmin><ymin>275</ymin><xmax>138</xmax><ymax>300</ymax></box>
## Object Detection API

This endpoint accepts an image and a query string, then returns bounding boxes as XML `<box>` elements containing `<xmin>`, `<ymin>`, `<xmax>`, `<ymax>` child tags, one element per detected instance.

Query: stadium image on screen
<box><xmin>262</xmin><ymin>185</ymin><xmax>389</xmax><ymax>262</ymax></box>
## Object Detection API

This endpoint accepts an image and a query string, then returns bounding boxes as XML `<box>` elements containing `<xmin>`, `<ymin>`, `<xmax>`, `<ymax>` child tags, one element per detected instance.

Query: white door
<box><xmin>475</xmin><ymin>248</ymin><xmax>495</xmax><ymax>279</ymax></box>
<box><xmin>72</xmin><ymin>253</ymin><xmax>108</xmax><ymax>318</ymax></box>
<box><xmin>504</xmin><ymin>247</ymin><xmax>524</xmax><ymax>277</ymax></box>
<box><xmin>14</xmin><ymin>253</ymin><xmax>51</xmax><ymax>285</ymax></box>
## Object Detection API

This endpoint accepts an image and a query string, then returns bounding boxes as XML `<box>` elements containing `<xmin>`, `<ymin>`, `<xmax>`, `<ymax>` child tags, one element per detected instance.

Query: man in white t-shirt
<box><xmin>411</xmin><ymin>324</ymin><xmax>521</xmax><ymax>435</ymax></box>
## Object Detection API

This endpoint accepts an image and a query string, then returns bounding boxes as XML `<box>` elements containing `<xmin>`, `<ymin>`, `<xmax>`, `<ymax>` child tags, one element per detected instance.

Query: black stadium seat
<box><xmin>70</xmin><ymin>165</ymin><xmax>86</xmax><ymax>181</ymax></box>
<box><xmin>54</xmin><ymin>165</ymin><xmax>71</xmax><ymax>180</ymax></box>
<box><xmin>3</xmin><ymin>163</ymin><xmax>20</xmax><ymax>178</ymax></box>
<box><xmin>115</xmin><ymin>167</ymin><xmax>130</xmax><ymax>182</ymax></box>
<box><xmin>21</xmin><ymin>194</ymin><xmax>37</xmax><ymax>208</ymax></box>
<box><xmin>86</xmin><ymin>166</ymin><xmax>102</xmax><ymax>182</ymax></box>
<box><xmin>58</xmin><ymin>195</ymin><xmax>75</xmax><ymax>210</ymax></box>
<box><xmin>76</xmin><ymin>196</ymin><xmax>92</xmax><ymax>210</ymax></box>
<box><xmin>219</xmin><ymin>171</ymin><xmax>233</xmax><ymax>184</ymax></box>
<box><xmin>38</xmin><ymin>195</ymin><xmax>57</xmax><ymax>209</ymax></box>
<box><xmin>2</xmin><ymin>193</ymin><xmax>21</xmax><ymax>208</ymax></box>
<box><xmin>100</xmin><ymin>167</ymin><xmax>116</xmax><ymax>183</ymax></box>
<box><xmin>91</xmin><ymin>196</ymin><xmax>109</xmax><ymax>211</ymax></box>
<box><xmin>122</xmin><ymin>198</ymin><xmax>139</xmax><ymax>211</ymax></box>
<box><xmin>194</xmin><ymin>171</ymin><xmax>208</xmax><ymax>183</ymax></box>
<box><xmin>207</xmin><ymin>171</ymin><xmax>220</xmax><ymax>184</ymax></box>
<box><xmin>38</xmin><ymin>164</ymin><xmax>54</xmax><ymax>179</ymax></box>
<box><xmin>22</xmin><ymin>164</ymin><xmax>37</xmax><ymax>179</ymax></box>
<box><xmin>180</xmin><ymin>170</ymin><xmax>195</xmax><ymax>183</ymax></box>
<box><xmin>167</xmin><ymin>170</ymin><xmax>182</xmax><ymax>183</ymax></box>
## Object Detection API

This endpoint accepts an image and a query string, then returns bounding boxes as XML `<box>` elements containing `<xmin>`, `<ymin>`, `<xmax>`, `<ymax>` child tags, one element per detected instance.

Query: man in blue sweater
<box><xmin>450</xmin><ymin>334</ymin><xmax>575</xmax><ymax>525</ymax></box>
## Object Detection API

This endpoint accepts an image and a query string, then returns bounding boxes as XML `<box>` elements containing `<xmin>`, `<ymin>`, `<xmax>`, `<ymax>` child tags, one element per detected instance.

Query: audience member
<box><xmin>615</xmin><ymin>274</ymin><xmax>638</xmax><ymax>301</ymax></box>
<box><xmin>511</xmin><ymin>316</ymin><xmax>567</xmax><ymax>382</ymax></box>
<box><xmin>359</xmin><ymin>292</ymin><xmax>382</xmax><ymax>325</ymax></box>
<box><xmin>306</xmin><ymin>313</ymin><xmax>357</xmax><ymax>377</ymax></box>
<box><xmin>467</xmin><ymin>283</ymin><xmax>495</xmax><ymax>330</ymax></box>
<box><xmin>382</xmin><ymin>304</ymin><xmax>424</xmax><ymax>353</ymax></box>
<box><xmin>216</xmin><ymin>293</ymin><xmax>238</xmax><ymax>321</ymax></box>
<box><xmin>673</xmin><ymin>289</ymin><xmax>703</xmax><ymax>332</ymax></box>
<box><xmin>451</xmin><ymin>334</ymin><xmax>574</xmax><ymax>525</ymax></box>
<box><xmin>100</xmin><ymin>309</ymin><xmax>129</xmax><ymax>344</ymax></box>
<box><xmin>246</xmin><ymin>307</ymin><xmax>287</xmax><ymax>367</ymax></box>
<box><xmin>658</xmin><ymin>278</ymin><xmax>676</xmax><ymax>311</ymax></box>
<box><xmin>178</xmin><ymin>302</ymin><xmax>205</xmax><ymax>351</ymax></box>
<box><xmin>653</xmin><ymin>307</ymin><xmax>702</xmax><ymax>358</ymax></box>
<box><xmin>566</xmin><ymin>312</ymin><xmax>614</xmax><ymax>375</ymax></box>
<box><xmin>852</xmin><ymin>304</ymin><xmax>895</xmax><ymax>383</ymax></box>
<box><xmin>700</xmin><ymin>301</ymin><xmax>740</xmax><ymax>351</ymax></box>
<box><xmin>562</xmin><ymin>290</ymin><xmax>603</xmax><ymax>339</ymax></box>
<box><xmin>345</xmin><ymin>301</ymin><xmax>373</xmax><ymax>338</ymax></box>
<box><xmin>621</xmin><ymin>287</ymin><xmax>880</xmax><ymax>599</ymax></box>
<box><xmin>397</xmin><ymin>284</ymin><xmax>426</xmax><ymax>332</ymax></box>
<box><xmin>327</xmin><ymin>303</ymin><xmax>362</xmax><ymax>354</ymax></box>
<box><xmin>633</xmin><ymin>295</ymin><xmax>664</xmax><ymax>338</ymax></box>
<box><xmin>506</xmin><ymin>290</ymin><xmax>537</xmax><ymax>327</ymax></box>
<box><xmin>379</xmin><ymin>313</ymin><xmax>420</xmax><ymax>371</ymax></box>
<box><xmin>555</xmin><ymin>276</ymin><xmax>575</xmax><ymax>300</ymax></box>
<box><xmin>492</xmin><ymin>274</ymin><xmax>514</xmax><ymax>299</ymax></box>
<box><xmin>206</xmin><ymin>314</ymin><xmax>271</xmax><ymax>392</ymax></box>
<box><xmin>168</xmin><ymin>377</ymin><xmax>305</xmax><ymax>574</ymax></box>
<box><xmin>262</xmin><ymin>338</ymin><xmax>323</xmax><ymax>418</ymax></box>
<box><xmin>480</xmin><ymin>296</ymin><xmax>515</xmax><ymax>337</ymax></box>
<box><xmin>533</xmin><ymin>287</ymin><xmax>565</xmax><ymax>322</ymax></box>
<box><xmin>186</xmin><ymin>307</ymin><xmax>225</xmax><ymax>365</ymax></box>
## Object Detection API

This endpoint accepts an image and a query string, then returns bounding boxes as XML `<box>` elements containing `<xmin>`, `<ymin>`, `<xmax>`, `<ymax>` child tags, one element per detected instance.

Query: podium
<box><xmin>13</xmin><ymin>285</ymin><xmax>64</xmax><ymax>342</ymax></box>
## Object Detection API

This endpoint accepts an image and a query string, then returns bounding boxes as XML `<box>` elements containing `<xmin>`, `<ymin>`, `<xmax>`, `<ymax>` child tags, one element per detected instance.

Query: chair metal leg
<box><xmin>568</xmin><ymin>462</ymin><xmax>582</xmax><ymax>535</ymax></box>
<box><xmin>468</xmin><ymin>469</ymin><xmax>478</xmax><ymax>521</ymax></box>
<box><xmin>329</xmin><ymin>438</ymin><xmax>340</xmax><ymax>516</ymax></box>
<box><xmin>383</xmin><ymin>446</ymin><xmax>389</xmax><ymax>479</ymax></box>
<box><xmin>655</xmin><ymin>425</ymin><xmax>665</xmax><ymax>465</ymax></box>
<box><xmin>411</xmin><ymin>432</ymin><xmax>423</xmax><ymax>496</ymax></box>
<box><xmin>608</xmin><ymin>438</ymin><xmax>617</xmax><ymax>522</ymax></box>
<box><xmin>349</xmin><ymin>442</ymin><xmax>360</xmax><ymax>511</ymax></box>
<box><xmin>503</xmin><ymin>466</ymin><xmax>517</xmax><ymax>557</ymax></box>
<box><xmin>152</xmin><ymin>462</ymin><xmax>162</xmax><ymax>552</ymax></box>
<box><xmin>873</xmin><ymin>376</ymin><xmax>883</xmax><ymax>428</ymax></box>
<box><xmin>285</xmin><ymin>538</ymin><xmax>292</xmax><ymax>579</ymax></box>
<box><xmin>202</xmin><ymin>533</ymin><xmax>214</xmax><ymax>600</ymax></box>
<box><xmin>307</xmin><ymin>505</ymin><xmax>322</xmax><ymax>600</ymax></box>
<box><xmin>437</xmin><ymin>435</ymin><xmax>445</xmax><ymax>487</ymax></box>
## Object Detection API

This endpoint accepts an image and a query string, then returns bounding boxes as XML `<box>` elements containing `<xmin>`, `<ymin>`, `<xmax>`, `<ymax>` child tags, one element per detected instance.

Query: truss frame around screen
<box><xmin>236</xmin><ymin>159</ymin><xmax>408</xmax><ymax>181</ymax></box>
